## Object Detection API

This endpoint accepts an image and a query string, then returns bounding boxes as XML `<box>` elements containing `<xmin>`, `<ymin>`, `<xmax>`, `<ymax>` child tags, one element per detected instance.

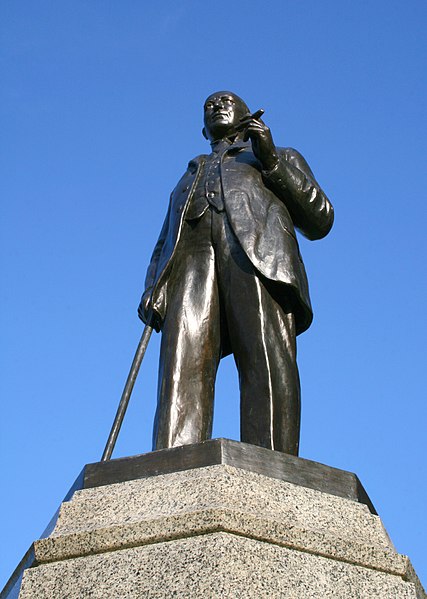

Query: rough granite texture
<box><xmin>50</xmin><ymin>465</ymin><xmax>392</xmax><ymax>546</ymax></box>
<box><xmin>20</xmin><ymin>532</ymin><xmax>417</xmax><ymax>599</ymax></box>
<box><xmin>8</xmin><ymin>464</ymin><xmax>426</xmax><ymax>599</ymax></box>
<box><xmin>33</xmin><ymin>506</ymin><xmax>410</xmax><ymax>575</ymax></box>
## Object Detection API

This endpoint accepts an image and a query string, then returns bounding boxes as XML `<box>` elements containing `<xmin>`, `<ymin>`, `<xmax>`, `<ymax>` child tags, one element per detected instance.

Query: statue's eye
<box><xmin>205</xmin><ymin>102</ymin><xmax>214</xmax><ymax>110</ymax></box>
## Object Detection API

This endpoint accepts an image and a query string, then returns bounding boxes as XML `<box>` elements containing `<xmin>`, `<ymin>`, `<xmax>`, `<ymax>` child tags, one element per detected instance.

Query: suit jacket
<box><xmin>142</xmin><ymin>140</ymin><xmax>334</xmax><ymax>335</ymax></box>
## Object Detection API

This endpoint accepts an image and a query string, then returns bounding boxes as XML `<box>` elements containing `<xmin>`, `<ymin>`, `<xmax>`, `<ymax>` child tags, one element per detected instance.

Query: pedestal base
<box><xmin>2</xmin><ymin>440</ymin><xmax>425</xmax><ymax>599</ymax></box>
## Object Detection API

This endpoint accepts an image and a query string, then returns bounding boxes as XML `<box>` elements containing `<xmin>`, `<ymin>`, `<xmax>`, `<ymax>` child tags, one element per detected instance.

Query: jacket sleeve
<box><xmin>143</xmin><ymin>197</ymin><xmax>172</xmax><ymax>294</ymax></box>
<box><xmin>262</xmin><ymin>148</ymin><xmax>334</xmax><ymax>240</ymax></box>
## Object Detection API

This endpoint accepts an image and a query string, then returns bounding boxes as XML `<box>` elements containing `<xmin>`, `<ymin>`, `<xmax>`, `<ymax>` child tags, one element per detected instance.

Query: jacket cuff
<box><xmin>262</xmin><ymin>159</ymin><xmax>281</xmax><ymax>178</ymax></box>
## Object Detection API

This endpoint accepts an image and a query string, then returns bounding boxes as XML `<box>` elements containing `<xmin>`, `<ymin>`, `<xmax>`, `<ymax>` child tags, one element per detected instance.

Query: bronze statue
<box><xmin>138</xmin><ymin>91</ymin><xmax>333</xmax><ymax>455</ymax></box>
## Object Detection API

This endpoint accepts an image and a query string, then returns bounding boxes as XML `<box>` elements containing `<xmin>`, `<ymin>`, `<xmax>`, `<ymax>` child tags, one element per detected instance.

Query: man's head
<box><xmin>203</xmin><ymin>91</ymin><xmax>250</xmax><ymax>142</ymax></box>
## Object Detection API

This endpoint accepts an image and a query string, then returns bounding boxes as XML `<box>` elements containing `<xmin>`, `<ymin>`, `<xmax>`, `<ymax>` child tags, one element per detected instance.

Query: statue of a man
<box><xmin>138</xmin><ymin>91</ymin><xmax>333</xmax><ymax>455</ymax></box>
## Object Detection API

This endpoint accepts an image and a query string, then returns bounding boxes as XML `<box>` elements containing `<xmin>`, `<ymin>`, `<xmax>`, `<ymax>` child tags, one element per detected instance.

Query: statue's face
<box><xmin>203</xmin><ymin>91</ymin><xmax>248</xmax><ymax>141</ymax></box>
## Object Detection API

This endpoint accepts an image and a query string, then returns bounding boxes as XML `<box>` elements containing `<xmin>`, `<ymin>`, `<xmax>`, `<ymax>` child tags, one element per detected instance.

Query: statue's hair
<box><xmin>204</xmin><ymin>91</ymin><xmax>250</xmax><ymax>115</ymax></box>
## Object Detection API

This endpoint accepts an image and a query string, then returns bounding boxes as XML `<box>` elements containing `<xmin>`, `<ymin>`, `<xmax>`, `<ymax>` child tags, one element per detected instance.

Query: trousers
<box><xmin>153</xmin><ymin>207</ymin><xmax>301</xmax><ymax>454</ymax></box>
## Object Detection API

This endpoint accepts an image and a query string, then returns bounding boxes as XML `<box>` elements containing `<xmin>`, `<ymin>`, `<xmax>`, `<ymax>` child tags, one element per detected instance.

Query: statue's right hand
<box><xmin>138</xmin><ymin>290</ymin><xmax>161</xmax><ymax>330</ymax></box>
<box><xmin>137</xmin><ymin>296</ymin><xmax>149</xmax><ymax>322</ymax></box>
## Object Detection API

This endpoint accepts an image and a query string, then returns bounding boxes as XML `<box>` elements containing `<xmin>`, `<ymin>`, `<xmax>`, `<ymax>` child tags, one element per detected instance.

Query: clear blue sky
<box><xmin>1</xmin><ymin>0</ymin><xmax>426</xmax><ymax>590</ymax></box>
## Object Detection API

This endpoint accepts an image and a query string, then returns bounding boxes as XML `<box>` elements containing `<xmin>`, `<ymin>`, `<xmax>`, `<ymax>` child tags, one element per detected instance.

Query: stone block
<box><xmin>19</xmin><ymin>533</ymin><xmax>418</xmax><ymax>598</ymax></box>
<box><xmin>1</xmin><ymin>441</ymin><xmax>425</xmax><ymax>598</ymax></box>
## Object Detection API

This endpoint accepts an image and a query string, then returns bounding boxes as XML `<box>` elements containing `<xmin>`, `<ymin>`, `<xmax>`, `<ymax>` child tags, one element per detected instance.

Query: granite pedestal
<box><xmin>2</xmin><ymin>439</ymin><xmax>426</xmax><ymax>598</ymax></box>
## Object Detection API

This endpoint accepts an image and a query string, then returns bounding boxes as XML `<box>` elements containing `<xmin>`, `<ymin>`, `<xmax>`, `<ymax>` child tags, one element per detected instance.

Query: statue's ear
<box><xmin>202</xmin><ymin>127</ymin><xmax>208</xmax><ymax>140</ymax></box>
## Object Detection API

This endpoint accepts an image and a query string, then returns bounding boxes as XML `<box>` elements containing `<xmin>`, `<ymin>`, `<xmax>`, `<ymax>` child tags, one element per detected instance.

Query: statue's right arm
<box><xmin>138</xmin><ymin>198</ymin><xmax>172</xmax><ymax>328</ymax></box>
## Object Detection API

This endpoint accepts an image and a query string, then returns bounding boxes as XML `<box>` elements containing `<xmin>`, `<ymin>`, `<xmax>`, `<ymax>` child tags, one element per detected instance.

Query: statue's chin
<box><xmin>206</xmin><ymin>122</ymin><xmax>235</xmax><ymax>141</ymax></box>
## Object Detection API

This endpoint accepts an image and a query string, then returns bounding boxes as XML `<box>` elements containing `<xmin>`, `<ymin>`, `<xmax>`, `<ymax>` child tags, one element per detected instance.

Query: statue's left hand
<box><xmin>239</xmin><ymin>114</ymin><xmax>279</xmax><ymax>172</ymax></box>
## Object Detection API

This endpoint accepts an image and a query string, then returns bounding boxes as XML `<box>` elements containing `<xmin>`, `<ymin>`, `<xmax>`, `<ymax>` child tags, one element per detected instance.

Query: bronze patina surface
<box><xmin>139</xmin><ymin>92</ymin><xmax>334</xmax><ymax>454</ymax></box>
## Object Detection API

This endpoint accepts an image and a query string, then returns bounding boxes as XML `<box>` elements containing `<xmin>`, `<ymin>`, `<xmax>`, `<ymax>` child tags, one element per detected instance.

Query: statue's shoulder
<box><xmin>278</xmin><ymin>147</ymin><xmax>304</xmax><ymax>161</ymax></box>
<box><xmin>187</xmin><ymin>154</ymin><xmax>208</xmax><ymax>173</ymax></box>
<box><xmin>279</xmin><ymin>147</ymin><xmax>314</xmax><ymax>174</ymax></box>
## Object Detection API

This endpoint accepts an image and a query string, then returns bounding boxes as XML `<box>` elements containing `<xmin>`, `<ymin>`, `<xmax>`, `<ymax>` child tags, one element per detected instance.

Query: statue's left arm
<box><xmin>263</xmin><ymin>148</ymin><xmax>334</xmax><ymax>240</ymax></box>
<box><xmin>240</xmin><ymin>113</ymin><xmax>334</xmax><ymax>240</ymax></box>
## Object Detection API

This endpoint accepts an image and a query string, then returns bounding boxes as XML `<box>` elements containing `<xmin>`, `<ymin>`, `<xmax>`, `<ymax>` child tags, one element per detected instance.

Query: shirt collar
<box><xmin>210</xmin><ymin>133</ymin><xmax>238</xmax><ymax>150</ymax></box>
<box><xmin>210</xmin><ymin>133</ymin><xmax>249</xmax><ymax>154</ymax></box>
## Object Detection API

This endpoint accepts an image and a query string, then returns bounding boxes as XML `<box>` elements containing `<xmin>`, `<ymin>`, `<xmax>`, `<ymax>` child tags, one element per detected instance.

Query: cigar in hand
<box><xmin>235</xmin><ymin>108</ymin><xmax>265</xmax><ymax>132</ymax></box>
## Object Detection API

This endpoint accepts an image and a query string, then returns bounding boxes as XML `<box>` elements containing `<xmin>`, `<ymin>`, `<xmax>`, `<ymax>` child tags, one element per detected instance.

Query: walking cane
<box><xmin>101</xmin><ymin>322</ymin><xmax>153</xmax><ymax>461</ymax></box>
